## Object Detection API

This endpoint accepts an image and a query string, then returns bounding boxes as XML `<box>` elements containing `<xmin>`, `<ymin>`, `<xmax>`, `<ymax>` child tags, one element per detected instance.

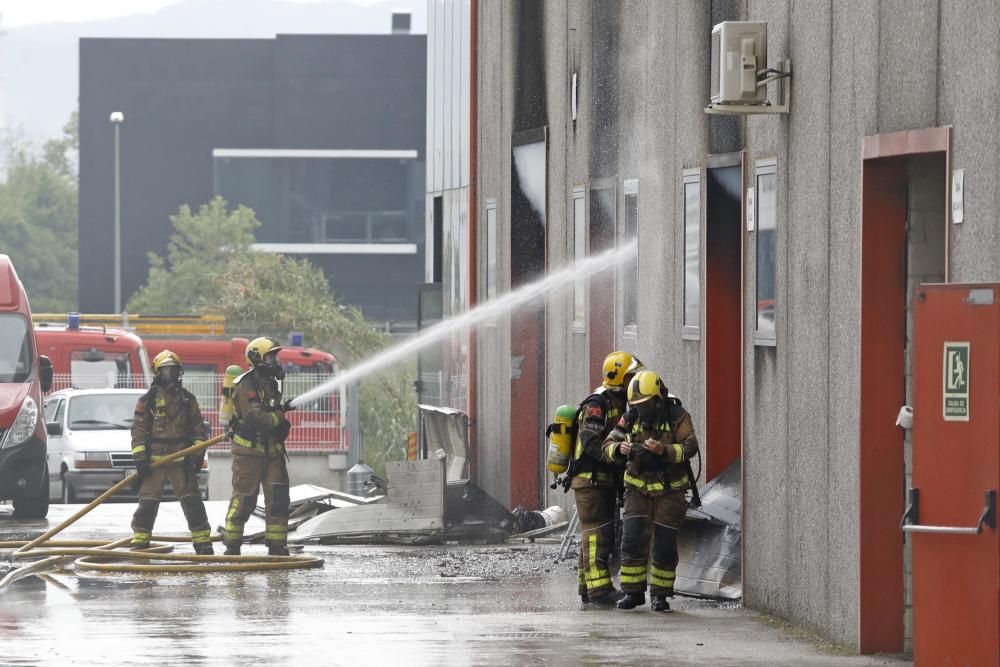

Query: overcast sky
<box><xmin>0</xmin><ymin>0</ymin><xmax>385</xmax><ymax>27</ymax></box>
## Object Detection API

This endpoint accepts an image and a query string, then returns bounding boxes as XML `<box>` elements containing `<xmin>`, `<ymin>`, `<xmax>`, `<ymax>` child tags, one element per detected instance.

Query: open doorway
<box><xmin>705</xmin><ymin>154</ymin><xmax>743</xmax><ymax>482</ymax></box>
<box><xmin>858</xmin><ymin>127</ymin><xmax>949</xmax><ymax>654</ymax></box>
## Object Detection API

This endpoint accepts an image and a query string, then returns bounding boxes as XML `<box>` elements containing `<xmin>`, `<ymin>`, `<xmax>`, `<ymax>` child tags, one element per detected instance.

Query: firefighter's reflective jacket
<box><xmin>131</xmin><ymin>385</ymin><xmax>208</xmax><ymax>464</ymax></box>
<box><xmin>229</xmin><ymin>370</ymin><xmax>287</xmax><ymax>458</ymax></box>
<box><xmin>601</xmin><ymin>399</ymin><xmax>698</xmax><ymax>496</ymax></box>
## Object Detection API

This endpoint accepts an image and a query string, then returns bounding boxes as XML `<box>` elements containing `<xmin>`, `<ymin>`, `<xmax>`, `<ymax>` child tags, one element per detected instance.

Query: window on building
<box><xmin>754</xmin><ymin>159</ymin><xmax>778</xmax><ymax>345</ymax></box>
<box><xmin>433</xmin><ymin>195</ymin><xmax>443</xmax><ymax>283</ymax></box>
<box><xmin>682</xmin><ymin>169</ymin><xmax>701</xmax><ymax>339</ymax></box>
<box><xmin>573</xmin><ymin>187</ymin><xmax>586</xmax><ymax>329</ymax></box>
<box><xmin>212</xmin><ymin>152</ymin><xmax>422</xmax><ymax>246</ymax></box>
<box><xmin>622</xmin><ymin>180</ymin><xmax>639</xmax><ymax>331</ymax></box>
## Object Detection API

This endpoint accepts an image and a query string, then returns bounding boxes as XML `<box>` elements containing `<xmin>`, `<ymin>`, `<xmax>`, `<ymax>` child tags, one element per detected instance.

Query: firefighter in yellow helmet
<box><xmin>223</xmin><ymin>337</ymin><xmax>294</xmax><ymax>556</ymax></box>
<box><xmin>602</xmin><ymin>370</ymin><xmax>699</xmax><ymax>612</ymax></box>
<box><xmin>566</xmin><ymin>351</ymin><xmax>643</xmax><ymax>605</ymax></box>
<box><xmin>129</xmin><ymin>350</ymin><xmax>213</xmax><ymax>554</ymax></box>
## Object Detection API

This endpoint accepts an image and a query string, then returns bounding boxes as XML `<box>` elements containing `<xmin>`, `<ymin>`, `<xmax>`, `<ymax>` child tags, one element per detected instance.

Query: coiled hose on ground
<box><xmin>0</xmin><ymin>434</ymin><xmax>323</xmax><ymax>590</ymax></box>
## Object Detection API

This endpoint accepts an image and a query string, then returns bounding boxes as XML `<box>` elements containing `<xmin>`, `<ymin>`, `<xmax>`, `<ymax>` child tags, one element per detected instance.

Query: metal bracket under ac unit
<box><xmin>705</xmin><ymin>58</ymin><xmax>792</xmax><ymax>116</ymax></box>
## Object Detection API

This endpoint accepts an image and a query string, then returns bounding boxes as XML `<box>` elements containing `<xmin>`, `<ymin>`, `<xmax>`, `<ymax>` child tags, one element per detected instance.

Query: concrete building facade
<box><xmin>466</xmin><ymin>0</ymin><xmax>1000</xmax><ymax>654</ymax></box>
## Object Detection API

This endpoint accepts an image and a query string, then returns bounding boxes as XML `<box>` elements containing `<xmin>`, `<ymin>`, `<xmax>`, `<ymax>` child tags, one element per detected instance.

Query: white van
<box><xmin>43</xmin><ymin>388</ymin><xmax>209</xmax><ymax>503</ymax></box>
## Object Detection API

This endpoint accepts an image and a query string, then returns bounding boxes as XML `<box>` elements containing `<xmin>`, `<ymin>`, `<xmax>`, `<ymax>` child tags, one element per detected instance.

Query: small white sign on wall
<box><xmin>746</xmin><ymin>187</ymin><xmax>755</xmax><ymax>231</ymax></box>
<box><xmin>952</xmin><ymin>168</ymin><xmax>964</xmax><ymax>224</ymax></box>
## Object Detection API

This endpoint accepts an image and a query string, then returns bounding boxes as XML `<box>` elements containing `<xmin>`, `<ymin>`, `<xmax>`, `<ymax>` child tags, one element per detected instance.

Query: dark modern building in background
<box><xmin>78</xmin><ymin>29</ymin><xmax>426</xmax><ymax>325</ymax></box>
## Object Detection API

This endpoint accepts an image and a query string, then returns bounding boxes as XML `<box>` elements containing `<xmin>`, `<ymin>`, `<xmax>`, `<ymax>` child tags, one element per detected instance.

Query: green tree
<box><xmin>127</xmin><ymin>198</ymin><xmax>259</xmax><ymax>313</ymax></box>
<box><xmin>216</xmin><ymin>252</ymin><xmax>416</xmax><ymax>471</ymax></box>
<box><xmin>131</xmin><ymin>198</ymin><xmax>416</xmax><ymax>474</ymax></box>
<box><xmin>0</xmin><ymin>121</ymin><xmax>78</xmax><ymax>312</ymax></box>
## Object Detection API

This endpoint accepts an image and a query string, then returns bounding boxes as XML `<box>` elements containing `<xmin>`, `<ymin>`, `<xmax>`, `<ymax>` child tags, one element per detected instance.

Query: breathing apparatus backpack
<box><xmin>218</xmin><ymin>364</ymin><xmax>244</xmax><ymax>425</ymax></box>
<box><xmin>545</xmin><ymin>404</ymin><xmax>578</xmax><ymax>475</ymax></box>
<box><xmin>546</xmin><ymin>390</ymin><xmax>616</xmax><ymax>491</ymax></box>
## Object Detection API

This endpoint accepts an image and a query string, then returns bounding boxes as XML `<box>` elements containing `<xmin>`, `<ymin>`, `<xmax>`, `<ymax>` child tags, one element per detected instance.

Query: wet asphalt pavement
<box><xmin>0</xmin><ymin>502</ymin><xmax>909</xmax><ymax>667</ymax></box>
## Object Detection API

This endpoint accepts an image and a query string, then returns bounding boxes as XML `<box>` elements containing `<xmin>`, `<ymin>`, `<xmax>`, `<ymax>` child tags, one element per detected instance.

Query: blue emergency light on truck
<box><xmin>0</xmin><ymin>255</ymin><xmax>53</xmax><ymax>517</ymax></box>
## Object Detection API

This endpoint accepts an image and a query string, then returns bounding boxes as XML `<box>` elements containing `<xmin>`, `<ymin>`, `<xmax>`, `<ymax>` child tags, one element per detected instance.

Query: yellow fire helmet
<box><xmin>246</xmin><ymin>336</ymin><xmax>282</xmax><ymax>367</ymax></box>
<box><xmin>151</xmin><ymin>349</ymin><xmax>182</xmax><ymax>372</ymax></box>
<box><xmin>627</xmin><ymin>370</ymin><xmax>665</xmax><ymax>405</ymax></box>
<box><xmin>624</xmin><ymin>354</ymin><xmax>645</xmax><ymax>382</ymax></box>
<box><xmin>602</xmin><ymin>351</ymin><xmax>635</xmax><ymax>389</ymax></box>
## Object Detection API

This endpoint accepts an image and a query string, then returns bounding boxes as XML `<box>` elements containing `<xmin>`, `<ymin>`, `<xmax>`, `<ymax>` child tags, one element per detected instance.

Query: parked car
<box><xmin>43</xmin><ymin>388</ymin><xmax>209</xmax><ymax>503</ymax></box>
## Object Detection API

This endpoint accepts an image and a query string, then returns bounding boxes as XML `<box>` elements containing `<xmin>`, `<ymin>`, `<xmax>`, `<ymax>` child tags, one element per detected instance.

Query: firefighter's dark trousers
<box><xmin>573</xmin><ymin>484</ymin><xmax>618</xmax><ymax>597</ymax></box>
<box><xmin>130</xmin><ymin>462</ymin><xmax>211</xmax><ymax>548</ymax></box>
<box><xmin>619</xmin><ymin>488</ymin><xmax>686</xmax><ymax>596</ymax></box>
<box><xmin>223</xmin><ymin>452</ymin><xmax>290</xmax><ymax>549</ymax></box>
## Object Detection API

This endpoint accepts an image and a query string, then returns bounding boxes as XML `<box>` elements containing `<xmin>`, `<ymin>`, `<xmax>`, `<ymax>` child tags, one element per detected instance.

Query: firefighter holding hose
<box><xmin>222</xmin><ymin>337</ymin><xmax>295</xmax><ymax>556</ymax></box>
<box><xmin>129</xmin><ymin>350</ymin><xmax>214</xmax><ymax>554</ymax></box>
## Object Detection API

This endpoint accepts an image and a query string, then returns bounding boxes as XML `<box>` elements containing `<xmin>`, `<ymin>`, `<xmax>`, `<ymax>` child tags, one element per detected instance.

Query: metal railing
<box><xmin>47</xmin><ymin>372</ymin><xmax>348</xmax><ymax>452</ymax></box>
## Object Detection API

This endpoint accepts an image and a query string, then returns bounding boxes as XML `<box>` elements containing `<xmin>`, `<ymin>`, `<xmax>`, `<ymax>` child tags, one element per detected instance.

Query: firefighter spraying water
<box><xmin>3</xmin><ymin>243</ymin><xmax>636</xmax><ymax>590</ymax></box>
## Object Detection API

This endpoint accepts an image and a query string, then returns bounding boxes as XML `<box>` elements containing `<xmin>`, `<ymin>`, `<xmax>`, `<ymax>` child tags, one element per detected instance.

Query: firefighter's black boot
<box><xmin>580</xmin><ymin>593</ymin><xmax>590</xmax><ymax>604</ymax></box>
<box><xmin>224</xmin><ymin>544</ymin><xmax>241</xmax><ymax>556</ymax></box>
<box><xmin>616</xmin><ymin>592</ymin><xmax>646</xmax><ymax>610</ymax></box>
<box><xmin>588</xmin><ymin>589</ymin><xmax>626</xmax><ymax>607</ymax></box>
<box><xmin>651</xmin><ymin>595</ymin><xmax>672</xmax><ymax>613</ymax></box>
<box><xmin>268</xmin><ymin>545</ymin><xmax>290</xmax><ymax>557</ymax></box>
<box><xmin>193</xmin><ymin>542</ymin><xmax>214</xmax><ymax>556</ymax></box>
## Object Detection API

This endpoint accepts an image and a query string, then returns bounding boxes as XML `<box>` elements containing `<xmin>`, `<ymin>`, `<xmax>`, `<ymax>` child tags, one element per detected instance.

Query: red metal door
<box><xmin>909</xmin><ymin>283</ymin><xmax>999</xmax><ymax>665</ymax></box>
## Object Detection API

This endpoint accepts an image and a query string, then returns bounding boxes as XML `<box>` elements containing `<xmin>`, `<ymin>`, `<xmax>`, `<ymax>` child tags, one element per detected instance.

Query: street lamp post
<box><xmin>110</xmin><ymin>111</ymin><xmax>124</xmax><ymax>313</ymax></box>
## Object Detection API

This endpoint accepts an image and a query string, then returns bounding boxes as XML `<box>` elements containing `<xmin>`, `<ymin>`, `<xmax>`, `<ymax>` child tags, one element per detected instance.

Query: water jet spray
<box><xmin>291</xmin><ymin>240</ymin><xmax>638</xmax><ymax>407</ymax></box>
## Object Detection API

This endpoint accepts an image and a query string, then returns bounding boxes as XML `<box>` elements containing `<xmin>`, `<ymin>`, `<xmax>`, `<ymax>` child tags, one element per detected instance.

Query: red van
<box><xmin>0</xmin><ymin>255</ymin><xmax>53</xmax><ymax>517</ymax></box>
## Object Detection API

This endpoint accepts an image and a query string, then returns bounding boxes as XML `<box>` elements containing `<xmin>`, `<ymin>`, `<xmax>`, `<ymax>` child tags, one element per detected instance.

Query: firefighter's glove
<box><xmin>185</xmin><ymin>450</ymin><xmax>206</xmax><ymax>477</ymax></box>
<box><xmin>617</xmin><ymin>440</ymin><xmax>633</xmax><ymax>457</ymax></box>
<box><xmin>281</xmin><ymin>398</ymin><xmax>296</xmax><ymax>413</ymax></box>
<box><xmin>642</xmin><ymin>438</ymin><xmax>665</xmax><ymax>456</ymax></box>
<box><xmin>136</xmin><ymin>458</ymin><xmax>153</xmax><ymax>479</ymax></box>
<box><xmin>131</xmin><ymin>458</ymin><xmax>152</xmax><ymax>492</ymax></box>
<box><xmin>275</xmin><ymin>417</ymin><xmax>292</xmax><ymax>442</ymax></box>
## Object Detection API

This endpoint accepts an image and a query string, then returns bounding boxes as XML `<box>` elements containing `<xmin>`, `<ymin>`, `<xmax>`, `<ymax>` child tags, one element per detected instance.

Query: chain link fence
<box><xmin>48</xmin><ymin>372</ymin><xmax>347</xmax><ymax>452</ymax></box>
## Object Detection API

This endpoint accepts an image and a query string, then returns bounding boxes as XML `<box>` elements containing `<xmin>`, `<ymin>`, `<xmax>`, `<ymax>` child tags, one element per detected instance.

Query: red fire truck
<box><xmin>142</xmin><ymin>337</ymin><xmax>345</xmax><ymax>451</ymax></box>
<box><xmin>33</xmin><ymin>315</ymin><xmax>152</xmax><ymax>390</ymax></box>
<box><xmin>30</xmin><ymin>314</ymin><xmax>347</xmax><ymax>452</ymax></box>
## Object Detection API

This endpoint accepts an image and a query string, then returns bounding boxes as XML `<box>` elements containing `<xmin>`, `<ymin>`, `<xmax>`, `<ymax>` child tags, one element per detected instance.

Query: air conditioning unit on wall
<box><xmin>706</xmin><ymin>21</ymin><xmax>791</xmax><ymax>115</ymax></box>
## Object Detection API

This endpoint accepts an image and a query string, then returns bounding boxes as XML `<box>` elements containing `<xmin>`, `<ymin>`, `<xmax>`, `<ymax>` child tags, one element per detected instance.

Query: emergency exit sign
<box><xmin>943</xmin><ymin>342</ymin><xmax>970</xmax><ymax>421</ymax></box>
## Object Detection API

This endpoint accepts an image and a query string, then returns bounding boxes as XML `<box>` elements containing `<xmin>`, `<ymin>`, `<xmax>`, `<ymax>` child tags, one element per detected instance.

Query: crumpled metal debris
<box><xmin>675</xmin><ymin>460</ymin><xmax>742</xmax><ymax>600</ymax></box>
